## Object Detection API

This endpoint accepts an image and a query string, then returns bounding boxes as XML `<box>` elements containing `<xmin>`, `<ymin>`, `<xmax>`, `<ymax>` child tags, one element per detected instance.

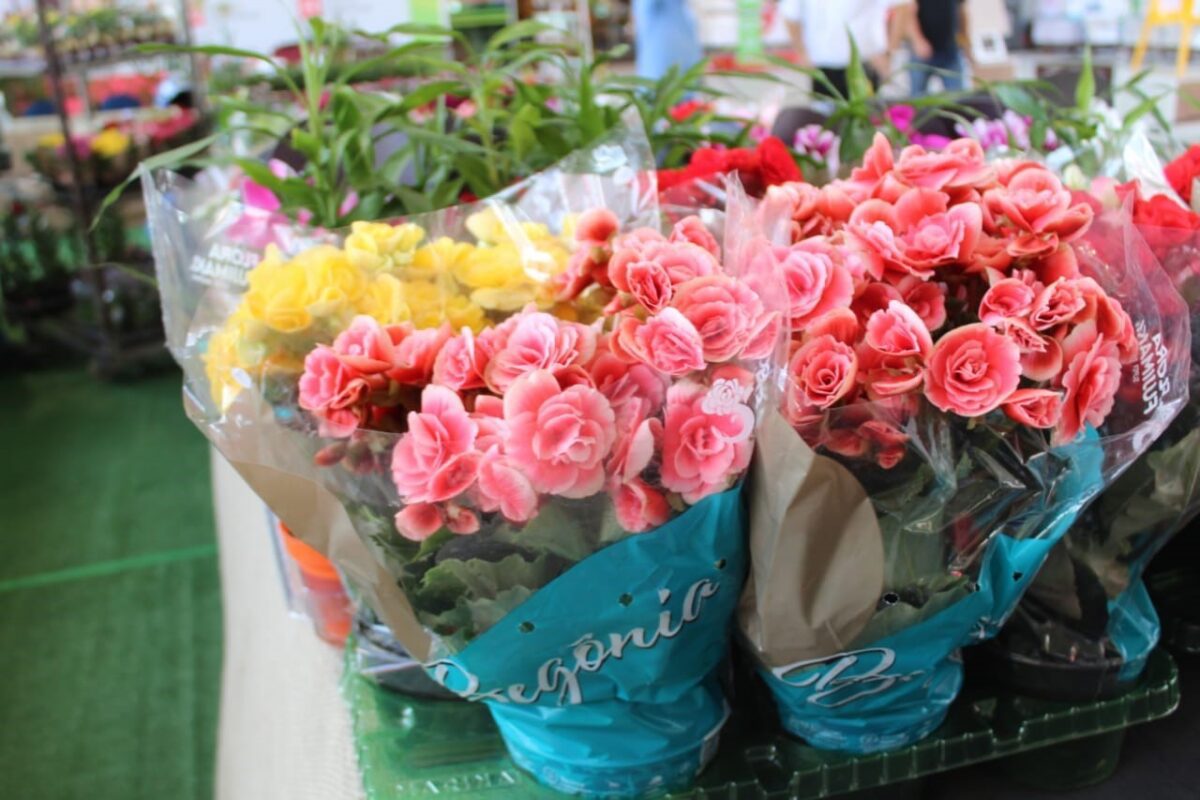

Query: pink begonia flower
<box><xmin>483</xmin><ymin>311</ymin><xmax>597</xmax><ymax>394</ymax></box>
<box><xmin>606</xmin><ymin>230</ymin><xmax>669</xmax><ymax>291</ymax></box>
<box><xmin>333</xmin><ymin>315</ymin><xmax>395</xmax><ymax>375</ymax></box>
<box><xmin>848</xmin><ymin>191</ymin><xmax>981</xmax><ymax>279</ymax></box>
<box><xmin>444</xmin><ymin>504</ymin><xmax>481</xmax><ymax>535</ymax></box>
<box><xmin>1001</xmin><ymin>318</ymin><xmax>1063</xmax><ymax>382</ymax></box>
<box><xmin>1037</xmin><ymin>245</ymin><xmax>1081</xmax><ymax>282</ymax></box>
<box><xmin>1056</xmin><ymin>330</ymin><xmax>1121</xmax><ymax>444</ymax></box>
<box><xmin>660</xmin><ymin>379</ymin><xmax>754</xmax><ymax>504</ymax></box>
<box><xmin>627</xmin><ymin>308</ymin><xmax>707</xmax><ymax>376</ymax></box>
<box><xmin>589</xmin><ymin>350</ymin><xmax>668</xmax><ymax>417</ymax></box>
<box><xmin>625</xmin><ymin>258</ymin><xmax>675</xmax><ymax>313</ymax></box>
<box><xmin>612</xmin><ymin>478</ymin><xmax>671</xmax><ymax>533</ymax></box>
<box><xmin>388</xmin><ymin>323</ymin><xmax>453</xmax><ymax>385</ymax></box>
<box><xmin>984</xmin><ymin>165</ymin><xmax>1092</xmax><ymax>240</ymax></box>
<box><xmin>1003</xmin><ymin>388</ymin><xmax>1063</xmax><ymax>429</ymax></box>
<box><xmin>607</xmin><ymin>400</ymin><xmax>661</xmax><ymax>486</ymax></box>
<box><xmin>298</xmin><ymin>345</ymin><xmax>368</xmax><ymax>437</ymax></box>
<box><xmin>1029</xmin><ymin>278</ymin><xmax>1087</xmax><ymax>331</ymax></box>
<box><xmin>787</xmin><ymin>334</ymin><xmax>859</xmax><ymax>413</ymax></box>
<box><xmin>807</xmin><ymin>308</ymin><xmax>860</xmax><ymax>345</ymax></box>
<box><xmin>844</xmin><ymin>132</ymin><xmax>895</xmax><ymax>200</ymax></box>
<box><xmin>924</xmin><ymin>323</ymin><xmax>1021</xmax><ymax>417</ymax></box>
<box><xmin>671</xmin><ymin>274</ymin><xmax>768</xmax><ymax>362</ymax></box>
<box><xmin>852</xmin><ymin>281</ymin><xmax>905</xmax><ymax>327</ymax></box>
<box><xmin>503</xmin><ymin>369</ymin><xmax>616</xmax><ymax>498</ymax></box>
<box><xmin>651</xmin><ymin>241</ymin><xmax>721</xmax><ymax>286</ymax></box>
<box><xmin>864</xmin><ymin>301</ymin><xmax>933</xmax><ymax>358</ymax></box>
<box><xmin>669</xmin><ymin>216</ymin><xmax>721</xmax><ymax>258</ymax></box>
<box><xmin>894</xmin><ymin>138</ymin><xmax>995</xmax><ymax>192</ymax></box>
<box><xmin>896</xmin><ymin>276</ymin><xmax>948</xmax><ymax>331</ymax></box>
<box><xmin>391</xmin><ymin>385</ymin><xmax>480</xmax><ymax>504</ymax></box>
<box><xmin>475</xmin><ymin>447</ymin><xmax>538</xmax><ymax>523</ymax></box>
<box><xmin>979</xmin><ymin>278</ymin><xmax>1037</xmax><ymax>326</ymax></box>
<box><xmin>394</xmin><ymin>503</ymin><xmax>444</xmax><ymax>541</ymax></box>
<box><xmin>777</xmin><ymin>238</ymin><xmax>855</xmax><ymax>332</ymax></box>
<box><xmin>432</xmin><ymin>329</ymin><xmax>487</xmax><ymax>391</ymax></box>
<box><xmin>859</xmin><ymin>419</ymin><xmax>910</xmax><ymax>469</ymax></box>
<box><xmin>575</xmin><ymin>208</ymin><xmax>620</xmax><ymax>247</ymax></box>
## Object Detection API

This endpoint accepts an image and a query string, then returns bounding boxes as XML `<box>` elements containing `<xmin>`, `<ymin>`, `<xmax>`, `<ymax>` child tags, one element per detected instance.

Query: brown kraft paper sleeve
<box><xmin>739</xmin><ymin>410</ymin><xmax>886</xmax><ymax>667</ymax></box>
<box><xmin>186</xmin><ymin>390</ymin><xmax>434</xmax><ymax>661</ymax></box>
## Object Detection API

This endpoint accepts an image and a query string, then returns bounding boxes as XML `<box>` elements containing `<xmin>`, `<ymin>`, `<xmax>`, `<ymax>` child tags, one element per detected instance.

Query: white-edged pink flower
<box><xmin>503</xmin><ymin>369</ymin><xmax>616</xmax><ymax>498</ymax></box>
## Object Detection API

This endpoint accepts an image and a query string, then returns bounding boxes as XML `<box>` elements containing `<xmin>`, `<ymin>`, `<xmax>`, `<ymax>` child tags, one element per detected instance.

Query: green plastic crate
<box><xmin>343</xmin><ymin>648</ymin><xmax>1180</xmax><ymax>799</ymax></box>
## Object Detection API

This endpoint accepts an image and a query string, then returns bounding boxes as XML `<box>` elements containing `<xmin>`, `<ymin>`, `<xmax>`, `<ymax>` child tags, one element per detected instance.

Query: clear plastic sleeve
<box><xmin>737</xmin><ymin>142</ymin><xmax>1190</xmax><ymax>753</ymax></box>
<box><xmin>994</xmin><ymin>169</ymin><xmax>1200</xmax><ymax>685</ymax></box>
<box><xmin>146</xmin><ymin>122</ymin><xmax>787</xmax><ymax>796</ymax></box>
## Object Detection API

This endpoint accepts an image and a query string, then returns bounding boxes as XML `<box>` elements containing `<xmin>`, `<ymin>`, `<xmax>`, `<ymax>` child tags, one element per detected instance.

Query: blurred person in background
<box><xmin>632</xmin><ymin>0</ymin><xmax>704</xmax><ymax>80</ymax></box>
<box><xmin>779</xmin><ymin>0</ymin><xmax>916</xmax><ymax>98</ymax></box>
<box><xmin>901</xmin><ymin>0</ymin><xmax>970</xmax><ymax>94</ymax></box>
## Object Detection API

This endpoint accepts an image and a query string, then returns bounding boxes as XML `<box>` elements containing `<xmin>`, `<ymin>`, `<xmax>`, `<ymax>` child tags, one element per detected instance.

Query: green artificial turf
<box><xmin>0</xmin><ymin>367</ymin><xmax>221</xmax><ymax>800</ymax></box>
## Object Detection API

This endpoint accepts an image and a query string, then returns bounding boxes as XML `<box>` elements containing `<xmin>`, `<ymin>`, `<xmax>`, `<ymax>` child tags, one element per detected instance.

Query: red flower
<box><xmin>669</xmin><ymin>99</ymin><xmax>713</xmax><ymax>122</ymax></box>
<box><xmin>1164</xmin><ymin>144</ymin><xmax>1200</xmax><ymax>204</ymax></box>
<box><xmin>655</xmin><ymin>137</ymin><xmax>801</xmax><ymax>200</ymax></box>
<box><xmin>758</xmin><ymin>136</ymin><xmax>803</xmax><ymax>187</ymax></box>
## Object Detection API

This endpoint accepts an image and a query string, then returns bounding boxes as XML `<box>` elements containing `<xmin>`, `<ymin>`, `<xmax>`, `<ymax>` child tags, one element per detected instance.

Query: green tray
<box><xmin>343</xmin><ymin>648</ymin><xmax>1180</xmax><ymax>799</ymax></box>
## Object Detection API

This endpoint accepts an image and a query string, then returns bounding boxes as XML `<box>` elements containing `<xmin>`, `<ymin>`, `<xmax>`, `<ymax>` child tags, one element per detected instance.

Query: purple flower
<box><xmin>887</xmin><ymin>104</ymin><xmax>916</xmax><ymax>133</ymax></box>
<box><xmin>909</xmin><ymin>132</ymin><xmax>953</xmax><ymax>150</ymax></box>
<box><xmin>793</xmin><ymin>124</ymin><xmax>838</xmax><ymax>160</ymax></box>
<box><xmin>1001</xmin><ymin>110</ymin><xmax>1031</xmax><ymax>150</ymax></box>
<box><xmin>955</xmin><ymin>118</ymin><xmax>1009</xmax><ymax>150</ymax></box>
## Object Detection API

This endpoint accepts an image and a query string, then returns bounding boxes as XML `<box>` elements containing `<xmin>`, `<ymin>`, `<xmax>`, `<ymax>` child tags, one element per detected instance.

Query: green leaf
<box><xmin>995</xmin><ymin>84</ymin><xmax>1046</xmax><ymax>121</ymax></box>
<box><xmin>1076</xmin><ymin>45</ymin><xmax>1095</xmax><ymax>112</ymax></box>
<box><xmin>484</xmin><ymin>19</ymin><xmax>558</xmax><ymax>53</ymax></box>
<box><xmin>393</xmin><ymin>185</ymin><xmax>433</xmax><ymax>213</ymax></box>
<box><xmin>845</xmin><ymin>31</ymin><xmax>872</xmax><ymax>102</ymax></box>
<box><xmin>92</xmin><ymin>133</ymin><xmax>220</xmax><ymax>230</ymax></box>
<box><xmin>454</xmin><ymin>153</ymin><xmax>498</xmax><ymax>198</ymax></box>
<box><xmin>398</xmin><ymin>79</ymin><xmax>466</xmax><ymax>112</ymax></box>
<box><xmin>290</xmin><ymin>128</ymin><xmax>322</xmax><ymax>163</ymax></box>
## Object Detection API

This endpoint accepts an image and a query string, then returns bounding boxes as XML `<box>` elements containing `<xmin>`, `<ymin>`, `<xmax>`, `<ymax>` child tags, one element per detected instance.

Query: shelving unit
<box><xmin>12</xmin><ymin>0</ymin><xmax>205</xmax><ymax>374</ymax></box>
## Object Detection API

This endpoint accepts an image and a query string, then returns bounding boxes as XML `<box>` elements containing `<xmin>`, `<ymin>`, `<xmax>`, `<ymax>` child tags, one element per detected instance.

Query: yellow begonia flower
<box><xmin>410</xmin><ymin>237</ymin><xmax>473</xmax><ymax>278</ymax></box>
<box><xmin>243</xmin><ymin>255</ymin><xmax>314</xmax><ymax>334</ymax></box>
<box><xmin>299</xmin><ymin>245</ymin><xmax>367</xmax><ymax>317</ymax></box>
<box><xmin>204</xmin><ymin>322</ymin><xmax>245</xmax><ymax>409</ymax></box>
<box><xmin>444</xmin><ymin>294</ymin><xmax>487</xmax><ymax>333</ymax></box>
<box><xmin>455</xmin><ymin>243</ymin><xmax>527</xmax><ymax>289</ymax></box>
<box><xmin>465</xmin><ymin>207</ymin><xmax>514</xmax><ymax>245</ymax></box>
<box><xmin>470</xmin><ymin>286</ymin><xmax>537</xmax><ymax>313</ymax></box>
<box><xmin>38</xmin><ymin>132</ymin><xmax>66</xmax><ymax>150</ymax></box>
<box><xmin>91</xmin><ymin>129</ymin><xmax>131</xmax><ymax>159</ymax></box>
<box><xmin>357</xmin><ymin>274</ymin><xmax>413</xmax><ymax>326</ymax></box>
<box><xmin>343</xmin><ymin>221</ymin><xmax>425</xmax><ymax>273</ymax></box>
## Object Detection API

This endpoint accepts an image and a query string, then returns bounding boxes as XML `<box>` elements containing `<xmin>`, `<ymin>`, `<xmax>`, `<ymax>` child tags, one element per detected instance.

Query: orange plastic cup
<box><xmin>278</xmin><ymin>522</ymin><xmax>353</xmax><ymax>646</ymax></box>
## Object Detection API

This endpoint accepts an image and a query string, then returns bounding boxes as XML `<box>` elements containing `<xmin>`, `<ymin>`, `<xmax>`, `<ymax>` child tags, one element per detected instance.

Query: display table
<box><xmin>211</xmin><ymin>449</ymin><xmax>365</xmax><ymax>800</ymax></box>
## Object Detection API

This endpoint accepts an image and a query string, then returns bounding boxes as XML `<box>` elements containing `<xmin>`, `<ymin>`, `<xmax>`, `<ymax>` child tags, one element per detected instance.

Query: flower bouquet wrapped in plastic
<box><xmin>737</xmin><ymin>134</ymin><xmax>1189</xmax><ymax>752</ymax></box>
<box><xmin>984</xmin><ymin>140</ymin><xmax>1200</xmax><ymax>695</ymax></box>
<box><xmin>146</xmin><ymin>127</ymin><xmax>785</xmax><ymax>796</ymax></box>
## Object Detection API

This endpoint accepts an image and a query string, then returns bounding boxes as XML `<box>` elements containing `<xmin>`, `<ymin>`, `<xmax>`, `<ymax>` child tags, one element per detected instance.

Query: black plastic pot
<box><xmin>970</xmin><ymin>643</ymin><xmax>1137</xmax><ymax>790</ymax></box>
<box><xmin>353</xmin><ymin>608</ymin><xmax>459</xmax><ymax>700</ymax></box>
<box><xmin>972</xmin><ymin>640</ymin><xmax>1128</xmax><ymax>703</ymax></box>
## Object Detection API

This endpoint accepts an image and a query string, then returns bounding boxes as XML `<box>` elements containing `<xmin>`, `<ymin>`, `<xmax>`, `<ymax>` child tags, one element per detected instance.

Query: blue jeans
<box><xmin>910</xmin><ymin>50</ymin><xmax>965</xmax><ymax>95</ymax></box>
